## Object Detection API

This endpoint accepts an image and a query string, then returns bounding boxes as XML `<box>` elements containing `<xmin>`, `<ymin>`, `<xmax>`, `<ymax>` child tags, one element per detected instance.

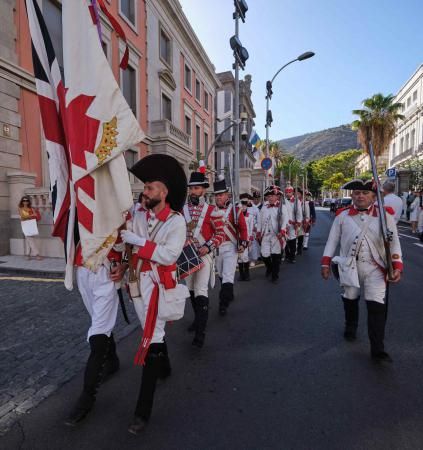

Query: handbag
<box><xmin>21</xmin><ymin>219</ymin><xmax>39</xmax><ymax>237</ymax></box>
<box><xmin>150</xmin><ymin>263</ymin><xmax>188</xmax><ymax>322</ymax></box>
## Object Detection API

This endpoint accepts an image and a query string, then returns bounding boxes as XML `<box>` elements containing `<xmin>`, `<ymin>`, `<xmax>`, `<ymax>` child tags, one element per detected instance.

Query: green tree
<box><xmin>352</xmin><ymin>93</ymin><xmax>404</xmax><ymax>161</ymax></box>
<box><xmin>399</xmin><ymin>157</ymin><xmax>423</xmax><ymax>190</ymax></box>
<box><xmin>274</xmin><ymin>154</ymin><xmax>303</xmax><ymax>185</ymax></box>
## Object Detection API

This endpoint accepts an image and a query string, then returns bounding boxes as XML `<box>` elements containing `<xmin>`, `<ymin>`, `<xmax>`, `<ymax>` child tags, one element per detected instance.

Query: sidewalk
<box><xmin>0</xmin><ymin>255</ymin><xmax>65</xmax><ymax>278</ymax></box>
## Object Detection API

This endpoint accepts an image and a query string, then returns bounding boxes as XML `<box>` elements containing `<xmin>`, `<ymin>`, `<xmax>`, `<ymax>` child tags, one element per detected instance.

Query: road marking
<box><xmin>0</xmin><ymin>276</ymin><xmax>64</xmax><ymax>282</ymax></box>
<box><xmin>398</xmin><ymin>226</ymin><xmax>409</xmax><ymax>230</ymax></box>
<box><xmin>399</xmin><ymin>233</ymin><xmax>419</xmax><ymax>240</ymax></box>
<box><xmin>414</xmin><ymin>243</ymin><xmax>423</xmax><ymax>248</ymax></box>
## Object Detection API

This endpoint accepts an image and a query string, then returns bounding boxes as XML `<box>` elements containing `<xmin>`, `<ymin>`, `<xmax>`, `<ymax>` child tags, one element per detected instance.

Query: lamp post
<box><xmin>265</xmin><ymin>51</ymin><xmax>315</xmax><ymax>187</ymax></box>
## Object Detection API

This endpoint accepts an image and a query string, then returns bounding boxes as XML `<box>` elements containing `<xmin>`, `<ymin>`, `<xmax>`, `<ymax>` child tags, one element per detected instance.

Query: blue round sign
<box><xmin>261</xmin><ymin>157</ymin><xmax>272</xmax><ymax>170</ymax></box>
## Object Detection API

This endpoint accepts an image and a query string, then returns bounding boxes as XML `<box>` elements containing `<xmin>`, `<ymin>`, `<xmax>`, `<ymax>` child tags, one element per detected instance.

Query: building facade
<box><xmin>0</xmin><ymin>0</ymin><xmax>148</xmax><ymax>257</ymax></box>
<box><xmin>214</xmin><ymin>72</ymin><xmax>256</xmax><ymax>193</ymax></box>
<box><xmin>146</xmin><ymin>0</ymin><xmax>220</xmax><ymax>173</ymax></box>
<box><xmin>389</xmin><ymin>64</ymin><xmax>423</xmax><ymax>169</ymax></box>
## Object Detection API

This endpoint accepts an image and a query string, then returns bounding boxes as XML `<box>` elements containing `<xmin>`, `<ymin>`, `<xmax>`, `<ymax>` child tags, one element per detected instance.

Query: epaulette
<box><xmin>384</xmin><ymin>206</ymin><xmax>395</xmax><ymax>216</ymax></box>
<box><xmin>335</xmin><ymin>206</ymin><xmax>350</xmax><ymax>217</ymax></box>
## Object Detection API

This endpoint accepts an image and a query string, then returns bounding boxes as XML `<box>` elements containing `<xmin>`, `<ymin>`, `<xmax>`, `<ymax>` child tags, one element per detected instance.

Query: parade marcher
<box><xmin>238</xmin><ymin>193</ymin><xmax>255</xmax><ymax>281</ymax></box>
<box><xmin>284</xmin><ymin>185</ymin><xmax>303</xmax><ymax>263</ymax></box>
<box><xmin>214</xmin><ymin>177</ymin><xmax>249</xmax><ymax>316</ymax></box>
<box><xmin>121</xmin><ymin>154</ymin><xmax>188</xmax><ymax>434</ymax></box>
<box><xmin>296</xmin><ymin>189</ymin><xmax>311</xmax><ymax>255</ymax></box>
<box><xmin>183</xmin><ymin>171</ymin><xmax>225</xmax><ymax>348</ymax></box>
<box><xmin>65</xmin><ymin>227</ymin><xmax>127</xmax><ymax>426</ymax></box>
<box><xmin>303</xmin><ymin>192</ymin><xmax>316</xmax><ymax>250</ymax></box>
<box><xmin>257</xmin><ymin>185</ymin><xmax>288</xmax><ymax>283</ymax></box>
<box><xmin>321</xmin><ymin>179</ymin><xmax>403</xmax><ymax>363</ymax></box>
<box><xmin>248</xmin><ymin>191</ymin><xmax>262</xmax><ymax>266</ymax></box>
<box><xmin>382</xmin><ymin>181</ymin><xmax>403</xmax><ymax>224</ymax></box>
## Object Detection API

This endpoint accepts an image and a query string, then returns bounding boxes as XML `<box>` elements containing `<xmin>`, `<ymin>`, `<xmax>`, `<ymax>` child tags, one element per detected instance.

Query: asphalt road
<box><xmin>1</xmin><ymin>209</ymin><xmax>423</xmax><ymax>450</ymax></box>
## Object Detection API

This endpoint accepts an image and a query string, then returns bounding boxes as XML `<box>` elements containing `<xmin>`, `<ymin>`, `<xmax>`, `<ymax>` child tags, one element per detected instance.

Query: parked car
<box><xmin>335</xmin><ymin>197</ymin><xmax>352</xmax><ymax>211</ymax></box>
<box><xmin>322</xmin><ymin>198</ymin><xmax>332</xmax><ymax>207</ymax></box>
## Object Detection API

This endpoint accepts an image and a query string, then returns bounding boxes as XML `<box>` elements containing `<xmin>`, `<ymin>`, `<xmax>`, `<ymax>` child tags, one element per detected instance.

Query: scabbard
<box><xmin>117</xmin><ymin>288</ymin><xmax>130</xmax><ymax>324</ymax></box>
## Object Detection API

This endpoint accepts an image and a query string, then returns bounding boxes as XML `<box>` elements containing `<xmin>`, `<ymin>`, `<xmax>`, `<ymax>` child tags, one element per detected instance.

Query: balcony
<box><xmin>149</xmin><ymin>119</ymin><xmax>193</xmax><ymax>167</ymax></box>
<box><xmin>391</xmin><ymin>147</ymin><xmax>414</xmax><ymax>166</ymax></box>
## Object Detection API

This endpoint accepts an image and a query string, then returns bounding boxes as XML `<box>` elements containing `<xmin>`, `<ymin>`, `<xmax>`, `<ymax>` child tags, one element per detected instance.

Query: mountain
<box><xmin>277</xmin><ymin>125</ymin><xmax>359</xmax><ymax>162</ymax></box>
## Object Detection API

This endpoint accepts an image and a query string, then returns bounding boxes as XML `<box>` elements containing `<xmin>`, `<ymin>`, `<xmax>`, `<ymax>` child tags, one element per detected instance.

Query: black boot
<box><xmin>244</xmin><ymin>263</ymin><xmax>251</xmax><ymax>281</ymax></box>
<box><xmin>129</xmin><ymin>343</ymin><xmax>168</xmax><ymax>434</ymax></box>
<box><xmin>271</xmin><ymin>253</ymin><xmax>281</xmax><ymax>283</ymax></box>
<box><xmin>219</xmin><ymin>283</ymin><xmax>233</xmax><ymax>316</ymax></box>
<box><xmin>238</xmin><ymin>263</ymin><xmax>246</xmax><ymax>281</ymax></box>
<box><xmin>366</xmin><ymin>301</ymin><xmax>391</xmax><ymax>363</ymax></box>
<box><xmin>342</xmin><ymin>297</ymin><xmax>359</xmax><ymax>341</ymax></box>
<box><xmin>187</xmin><ymin>290</ymin><xmax>197</xmax><ymax>333</ymax></box>
<box><xmin>297</xmin><ymin>236</ymin><xmax>304</xmax><ymax>255</ymax></box>
<box><xmin>263</xmin><ymin>257</ymin><xmax>272</xmax><ymax>277</ymax></box>
<box><xmin>102</xmin><ymin>333</ymin><xmax>120</xmax><ymax>382</ymax></box>
<box><xmin>286</xmin><ymin>239</ymin><xmax>297</xmax><ymax>263</ymax></box>
<box><xmin>65</xmin><ymin>334</ymin><xmax>110</xmax><ymax>426</ymax></box>
<box><xmin>192</xmin><ymin>296</ymin><xmax>209</xmax><ymax>348</ymax></box>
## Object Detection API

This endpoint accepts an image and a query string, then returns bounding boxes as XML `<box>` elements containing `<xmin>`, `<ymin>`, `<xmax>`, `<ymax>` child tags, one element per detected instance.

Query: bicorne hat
<box><xmin>188</xmin><ymin>171</ymin><xmax>209</xmax><ymax>188</ymax></box>
<box><xmin>342</xmin><ymin>179</ymin><xmax>376</xmax><ymax>192</ymax></box>
<box><xmin>129</xmin><ymin>154</ymin><xmax>187</xmax><ymax>211</ymax></box>
<box><xmin>213</xmin><ymin>176</ymin><xmax>229</xmax><ymax>194</ymax></box>
<box><xmin>264</xmin><ymin>185</ymin><xmax>282</xmax><ymax>196</ymax></box>
<box><xmin>240</xmin><ymin>192</ymin><xmax>253</xmax><ymax>200</ymax></box>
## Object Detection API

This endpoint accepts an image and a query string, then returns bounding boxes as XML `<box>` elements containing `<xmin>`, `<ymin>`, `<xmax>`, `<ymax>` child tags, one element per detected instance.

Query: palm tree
<box><xmin>351</xmin><ymin>93</ymin><xmax>404</xmax><ymax>160</ymax></box>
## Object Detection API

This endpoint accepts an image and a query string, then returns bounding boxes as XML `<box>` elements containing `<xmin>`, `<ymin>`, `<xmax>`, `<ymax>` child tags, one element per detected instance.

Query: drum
<box><xmin>176</xmin><ymin>242</ymin><xmax>204</xmax><ymax>280</ymax></box>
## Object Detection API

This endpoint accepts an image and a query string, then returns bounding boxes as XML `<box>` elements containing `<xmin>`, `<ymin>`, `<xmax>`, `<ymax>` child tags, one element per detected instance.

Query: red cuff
<box><xmin>392</xmin><ymin>261</ymin><xmax>403</xmax><ymax>272</ymax></box>
<box><xmin>321</xmin><ymin>256</ymin><xmax>332</xmax><ymax>266</ymax></box>
<box><xmin>137</xmin><ymin>240</ymin><xmax>157</xmax><ymax>260</ymax></box>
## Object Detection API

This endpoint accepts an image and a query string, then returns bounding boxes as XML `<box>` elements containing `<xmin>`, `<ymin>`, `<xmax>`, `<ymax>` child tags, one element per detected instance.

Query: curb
<box><xmin>0</xmin><ymin>266</ymin><xmax>64</xmax><ymax>279</ymax></box>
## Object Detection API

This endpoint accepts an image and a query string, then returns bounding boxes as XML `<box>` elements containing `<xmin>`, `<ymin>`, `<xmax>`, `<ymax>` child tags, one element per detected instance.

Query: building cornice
<box><xmin>0</xmin><ymin>57</ymin><xmax>36</xmax><ymax>94</ymax></box>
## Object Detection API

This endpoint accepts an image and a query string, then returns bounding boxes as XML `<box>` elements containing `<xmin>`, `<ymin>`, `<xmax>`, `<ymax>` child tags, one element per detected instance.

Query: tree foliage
<box><xmin>352</xmin><ymin>93</ymin><xmax>404</xmax><ymax>160</ymax></box>
<box><xmin>399</xmin><ymin>157</ymin><xmax>423</xmax><ymax>190</ymax></box>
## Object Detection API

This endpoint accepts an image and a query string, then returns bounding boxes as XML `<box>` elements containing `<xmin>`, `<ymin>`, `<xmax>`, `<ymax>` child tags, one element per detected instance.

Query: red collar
<box><xmin>348</xmin><ymin>204</ymin><xmax>377</xmax><ymax>217</ymax></box>
<box><xmin>147</xmin><ymin>203</ymin><xmax>172</xmax><ymax>222</ymax></box>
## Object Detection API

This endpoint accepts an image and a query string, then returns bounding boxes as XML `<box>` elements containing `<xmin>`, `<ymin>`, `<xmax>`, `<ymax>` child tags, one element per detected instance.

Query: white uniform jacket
<box><xmin>257</xmin><ymin>202</ymin><xmax>289</xmax><ymax>239</ymax></box>
<box><xmin>297</xmin><ymin>200</ymin><xmax>311</xmax><ymax>237</ymax></box>
<box><xmin>321</xmin><ymin>204</ymin><xmax>403</xmax><ymax>273</ymax></box>
<box><xmin>285</xmin><ymin>198</ymin><xmax>303</xmax><ymax>240</ymax></box>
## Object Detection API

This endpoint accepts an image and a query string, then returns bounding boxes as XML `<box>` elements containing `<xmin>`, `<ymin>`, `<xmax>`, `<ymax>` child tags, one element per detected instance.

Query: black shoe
<box><xmin>303</xmin><ymin>247</ymin><xmax>308</xmax><ymax>251</ymax></box>
<box><xmin>265</xmin><ymin>269</ymin><xmax>272</xmax><ymax>277</ymax></box>
<box><xmin>128</xmin><ymin>416</ymin><xmax>148</xmax><ymax>435</ymax></box>
<box><xmin>371</xmin><ymin>351</ymin><xmax>393</xmax><ymax>363</ymax></box>
<box><xmin>187</xmin><ymin>321</ymin><xmax>196</xmax><ymax>333</ymax></box>
<box><xmin>271</xmin><ymin>276</ymin><xmax>278</xmax><ymax>284</ymax></box>
<box><xmin>192</xmin><ymin>333</ymin><xmax>205</xmax><ymax>348</ymax></box>
<box><xmin>219</xmin><ymin>306</ymin><xmax>227</xmax><ymax>316</ymax></box>
<box><xmin>64</xmin><ymin>393</ymin><xmax>95</xmax><ymax>426</ymax></box>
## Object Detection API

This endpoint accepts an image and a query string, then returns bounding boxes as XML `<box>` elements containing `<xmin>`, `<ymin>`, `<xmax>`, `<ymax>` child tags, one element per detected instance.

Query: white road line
<box><xmin>399</xmin><ymin>233</ymin><xmax>419</xmax><ymax>240</ymax></box>
<box><xmin>414</xmin><ymin>243</ymin><xmax>423</xmax><ymax>248</ymax></box>
<box><xmin>0</xmin><ymin>276</ymin><xmax>64</xmax><ymax>282</ymax></box>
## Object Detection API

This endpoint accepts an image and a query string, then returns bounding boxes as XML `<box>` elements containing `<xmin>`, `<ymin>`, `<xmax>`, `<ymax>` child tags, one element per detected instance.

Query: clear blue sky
<box><xmin>179</xmin><ymin>0</ymin><xmax>423</xmax><ymax>140</ymax></box>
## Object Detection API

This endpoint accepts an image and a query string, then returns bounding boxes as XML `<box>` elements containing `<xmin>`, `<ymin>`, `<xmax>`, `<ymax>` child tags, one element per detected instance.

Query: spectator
<box><xmin>382</xmin><ymin>181</ymin><xmax>403</xmax><ymax>224</ymax></box>
<box><xmin>18</xmin><ymin>196</ymin><xmax>42</xmax><ymax>260</ymax></box>
<box><xmin>409</xmin><ymin>191</ymin><xmax>421</xmax><ymax>234</ymax></box>
<box><xmin>406</xmin><ymin>191</ymin><xmax>416</xmax><ymax>221</ymax></box>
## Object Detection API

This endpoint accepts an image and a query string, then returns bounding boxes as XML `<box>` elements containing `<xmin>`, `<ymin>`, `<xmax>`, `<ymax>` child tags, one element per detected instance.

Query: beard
<box><xmin>143</xmin><ymin>195</ymin><xmax>161</xmax><ymax>210</ymax></box>
<box><xmin>189</xmin><ymin>194</ymin><xmax>200</xmax><ymax>206</ymax></box>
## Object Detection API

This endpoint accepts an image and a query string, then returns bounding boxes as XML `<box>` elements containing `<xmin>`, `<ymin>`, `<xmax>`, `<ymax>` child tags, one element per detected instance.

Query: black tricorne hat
<box><xmin>264</xmin><ymin>185</ymin><xmax>282</xmax><ymax>196</ymax></box>
<box><xmin>129</xmin><ymin>154</ymin><xmax>187</xmax><ymax>211</ymax></box>
<box><xmin>213</xmin><ymin>177</ymin><xmax>229</xmax><ymax>194</ymax></box>
<box><xmin>188</xmin><ymin>171</ymin><xmax>209</xmax><ymax>188</ymax></box>
<box><xmin>240</xmin><ymin>192</ymin><xmax>253</xmax><ymax>200</ymax></box>
<box><xmin>342</xmin><ymin>179</ymin><xmax>376</xmax><ymax>192</ymax></box>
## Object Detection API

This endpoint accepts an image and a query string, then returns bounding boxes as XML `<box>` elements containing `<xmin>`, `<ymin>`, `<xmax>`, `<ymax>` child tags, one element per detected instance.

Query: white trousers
<box><xmin>216</xmin><ymin>242</ymin><xmax>238</xmax><ymax>284</ymax></box>
<box><xmin>261</xmin><ymin>234</ymin><xmax>281</xmax><ymax>257</ymax></box>
<box><xmin>25</xmin><ymin>236</ymin><xmax>39</xmax><ymax>256</ymax></box>
<box><xmin>248</xmin><ymin>239</ymin><xmax>261</xmax><ymax>261</ymax></box>
<box><xmin>238</xmin><ymin>246</ymin><xmax>250</xmax><ymax>263</ymax></box>
<box><xmin>185</xmin><ymin>253</ymin><xmax>213</xmax><ymax>297</ymax></box>
<box><xmin>132</xmin><ymin>271</ymin><xmax>166</xmax><ymax>344</ymax></box>
<box><xmin>343</xmin><ymin>260</ymin><xmax>386</xmax><ymax>304</ymax></box>
<box><xmin>76</xmin><ymin>265</ymin><xmax>119</xmax><ymax>340</ymax></box>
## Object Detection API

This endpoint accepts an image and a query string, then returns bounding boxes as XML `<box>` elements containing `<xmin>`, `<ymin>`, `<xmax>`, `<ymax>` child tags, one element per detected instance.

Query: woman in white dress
<box><xmin>409</xmin><ymin>191</ymin><xmax>421</xmax><ymax>233</ymax></box>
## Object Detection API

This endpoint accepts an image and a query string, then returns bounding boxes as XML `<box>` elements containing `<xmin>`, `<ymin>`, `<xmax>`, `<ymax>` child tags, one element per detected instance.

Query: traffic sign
<box><xmin>261</xmin><ymin>157</ymin><xmax>272</xmax><ymax>170</ymax></box>
<box><xmin>385</xmin><ymin>167</ymin><xmax>396</xmax><ymax>178</ymax></box>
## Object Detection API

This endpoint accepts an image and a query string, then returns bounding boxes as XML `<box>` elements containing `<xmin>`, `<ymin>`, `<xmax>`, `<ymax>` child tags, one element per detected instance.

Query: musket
<box><xmin>227</xmin><ymin>153</ymin><xmax>238</xmax><ymax>227</ymax></box>
<box><xmin>368</xmin><ymin>141</ymin><xmax>394</xmax><ymax>280</ymax></box>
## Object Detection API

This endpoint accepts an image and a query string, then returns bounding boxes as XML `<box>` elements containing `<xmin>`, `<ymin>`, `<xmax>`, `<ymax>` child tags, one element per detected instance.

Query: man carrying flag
<box><xmin>25</xmin><ymin>0</ymin><xmax>144</xmax><ymax>426</ymax></box>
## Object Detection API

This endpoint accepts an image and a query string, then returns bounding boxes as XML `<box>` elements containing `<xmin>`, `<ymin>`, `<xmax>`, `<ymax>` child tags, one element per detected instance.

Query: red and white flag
<box><xmin>26</xmin><ymin>0</ymin><xmax>144</xmax><ymax>288</ymax></box>
<box><xmin>62</xmin><ymin>0</ymin><xmax>144</xmax><ymax>274</ymax></box>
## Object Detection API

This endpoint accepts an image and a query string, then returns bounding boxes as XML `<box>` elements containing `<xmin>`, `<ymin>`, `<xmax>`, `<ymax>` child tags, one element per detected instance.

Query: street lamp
<box><xmin>264</xmin><ymin>51</ymin><xmax>315</xmax><ymax>187</ymax></box>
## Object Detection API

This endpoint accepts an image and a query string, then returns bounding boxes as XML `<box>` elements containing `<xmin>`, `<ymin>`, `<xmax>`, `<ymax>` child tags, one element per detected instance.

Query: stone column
<box><xmin>239</xmin><ymin>167</ymin><xmax>252</xmax><ymax>194</ymax></box>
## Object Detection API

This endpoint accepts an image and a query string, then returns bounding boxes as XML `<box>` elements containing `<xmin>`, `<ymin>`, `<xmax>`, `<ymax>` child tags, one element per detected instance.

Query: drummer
<box><xmin>183</xmin><ymin>171</ymin><xmax>225</xmax><ymax>348</ymax></box>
